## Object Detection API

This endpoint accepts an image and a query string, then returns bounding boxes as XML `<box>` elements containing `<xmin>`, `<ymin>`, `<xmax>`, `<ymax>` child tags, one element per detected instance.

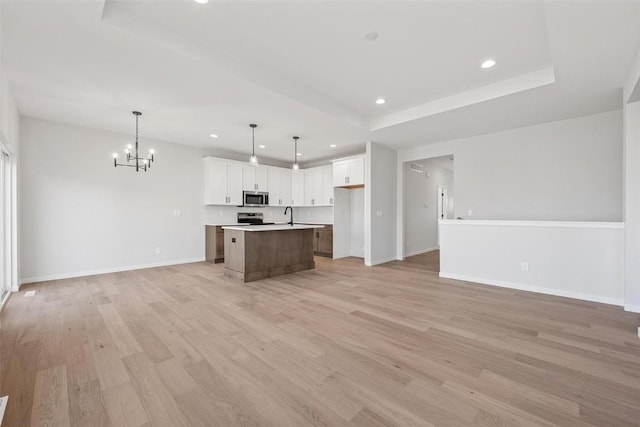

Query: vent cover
<box><xmin>409</xmin><ymin>163</ymin><xmax>424</xmax><ymax>173</ymax></box>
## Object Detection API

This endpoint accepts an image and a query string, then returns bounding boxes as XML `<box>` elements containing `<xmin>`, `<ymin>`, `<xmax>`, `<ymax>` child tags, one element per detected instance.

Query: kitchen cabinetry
<box><xmin>268</xmin><ymin>167</ymin><xmax>292</xmax><ymax>206</ymax></box>
<box><xmin>333</xmin><ymin>155</ymin><xmax>364</xmax><ymax>187</ymax></box>
<box><xmin>292</xmin><ymin>171</ymin><xmax>305</xmax><ymax>206</ymax></box>
<box><xmin>304</xmin><ymin>166</ymin><xmax>332</xmax><ymax>206</ymax></box>
<box><xmin>204</xmin><ymin>156</ymin><xmax>342</xmax><ymax>207</ymax></box>
<box><xmin>205</xmin><ymin>225</ymin><xmax>225</xmax><ymax>263</ymax></box>
<box><xmin>243</xmin><ymin>165</ymin><xmax>268</xmax><ymax>192</ymax></box>
<box><xmin>204</xmin><ymin>157</ymin><xmax>243</xmax><ymax>205</ymax></box>
<box><xmin>313</xmin><ymin>225</ymin><xmax>333</xmax><ymax>257</ymax></box>
<box><xmin>322</xmin><ymin>165</ymin><xmax>333</xmax><ymax>205</ymax></box>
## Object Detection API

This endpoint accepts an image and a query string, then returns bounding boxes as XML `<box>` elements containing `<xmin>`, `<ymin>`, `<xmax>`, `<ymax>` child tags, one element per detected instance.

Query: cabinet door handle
<box><xmin>330</xmin><ymin>197</ymin><xmax>333</xmax><ymax>204</ymax></box>
<box><xmin>312</xmin><ymin>199</ymin><xmax>314</xmax><ymax>205</ymax></box>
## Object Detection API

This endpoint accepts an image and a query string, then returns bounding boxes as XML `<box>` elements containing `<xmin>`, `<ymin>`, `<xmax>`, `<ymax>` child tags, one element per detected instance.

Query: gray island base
<box><xmin>222</xmin><ymin>224</ymin><xmax>322</xmax><ymax>282</ymax></box>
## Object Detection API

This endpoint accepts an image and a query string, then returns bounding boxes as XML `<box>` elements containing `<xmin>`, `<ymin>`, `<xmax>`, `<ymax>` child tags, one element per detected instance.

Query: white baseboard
<box><xmin>405</xmin><ymin>247</ymin><xmax>438</xmax><ymax>258</ymax></box>
<box><xmin>439</xmin><ymin>272</ymin><xmax>624</xmax><ymax>307</ymax></box>
<box><xmin>366</xmin><ymin>256</ymin><xmax>399</xmax><ymax>267</ymax></box>
<box><xmin>625</xmin><ymin>304</ymin><xmax>640</xmax><ymax>313</ymax></box>
<box><xmin>19</xmin><ymin>257</ymin><xmax>206</xmax><ymax>286</ymax></box>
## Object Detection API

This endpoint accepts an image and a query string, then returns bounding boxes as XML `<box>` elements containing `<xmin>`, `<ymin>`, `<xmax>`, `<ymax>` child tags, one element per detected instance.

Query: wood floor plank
<box><xmin>1</xmin><ymin>252</ymin><xmax>639</xmax><ymax>426</ymax></box>
<box><xmin>30</xmin><ymin>365</ymin><xmax>70</xmax><ymax>427</ymax></box>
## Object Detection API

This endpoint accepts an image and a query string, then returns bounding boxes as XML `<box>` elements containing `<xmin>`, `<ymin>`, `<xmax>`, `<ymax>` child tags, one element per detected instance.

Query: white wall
<box><xmin>440</xmin><ymin>220</ymin><xmax>624</xmax><ymax>306</ymax></box>
<box><xmin>366</xmin><ymin>142</ymin><xmax>397</xmax><ymax>266</ymax></box>
<box><xmin>624</xmin><ymin>101</ymin><xmax>640</xmax><ymax>312</ymax></box>
<box><xmin>19</xmin><ymin>118</ymin><xmax>206</xmax><ymax>282</ymax></box>
<box><xmin>400</xmin><ymin>110</ymin><xmax>623</xmax><ymax>221</ymax></box>
<box><xmin>397</xmin><ymin>110</ymin><xmax>624</xmax><ymax>258</ymax></box>
<box><xmin>404</xmin><ymin>159</ymin><xmax>453</xmax><ymax>256</ymax></box>
<box><xmin>19</xmin><ymin>118</ymin><xmax>336</xmax><ymax>283</ymax></box>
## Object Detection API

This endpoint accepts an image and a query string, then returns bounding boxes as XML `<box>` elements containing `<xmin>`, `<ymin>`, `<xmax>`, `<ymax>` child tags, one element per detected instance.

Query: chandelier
<box><xmin>112</xmin><ymin>111</ymin><xmax>155</xmax><ymax>172</ymax></box>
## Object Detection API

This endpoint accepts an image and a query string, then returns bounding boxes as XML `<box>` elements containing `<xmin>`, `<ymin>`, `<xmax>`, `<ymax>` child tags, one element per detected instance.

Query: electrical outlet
<box><xmin>376</xmin><ymin>210</ymin><xmax>383</xmax><ymax>217</ymax></box>
<box><xmin>155</xmin><ymin>247</ymin><xmax>161</xmax><ymax>254</ymax></box>
<box><xmin>219</xmin><ymin>210</ymin><xmax>224</xmax><ymax>217</ymax></box>
<box><xmin>173</xmin><ymin>209</ymin><xmax>181</xmax><ymax>217</ymax></box>
<box><xmin>468</xmin><ymin>209</ymin><xmax>473</xmax><ymax>216</ymax></box>
<box><xmin>521</xmin><ymin>262</ymin><xmax>529</xmax><ymax>272</ymax></box>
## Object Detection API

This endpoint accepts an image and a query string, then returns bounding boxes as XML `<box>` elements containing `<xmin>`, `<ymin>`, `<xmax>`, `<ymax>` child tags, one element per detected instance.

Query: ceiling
<box><xmin>3</xmin><ymin>0</ymin><xmax>640</xmax><ymax>163</ymax></box>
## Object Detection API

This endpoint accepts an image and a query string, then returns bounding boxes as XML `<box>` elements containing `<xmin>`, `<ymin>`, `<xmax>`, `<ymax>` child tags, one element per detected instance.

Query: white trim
<box><xmin>0</xmin><ymin>291</ymin><xmax>10</xmax><ymax>312</ymax></box>
<box><xmin>438</xmin><ymin>219</ymin><xmax>624</xmax><ymax>229</ymax></box>
<box><xmin>625</xmin><ymin>304</ymin><xmax>640</xmax><ymax>314</ymax></box>
<box><xmin>366</xmin><ymin>256</ymin><xmax>398</xmax><ymax>267</ymax></box>
<box><xmin>405</xmin><ymin>247</ymin><xmax>438</xmax><ymax>258</ymax></box>
<box><xmin>371</xmin><ymin>67</ymin><xmax>555</xmax><ymax>131</ymax></box>
<box><xmin>19</xmin><ymin>257</ymin><xmax>206</xmax><ymax>286</ymax></box>
<box><xmin>0</xmin><ymin>395</ymin><xmax>7</xmax><ymax>426</ymax></box>
<box><xmin>439</xmin><ymin>272</ymin><xmax>624</xmax><ymax>307</ymax></box>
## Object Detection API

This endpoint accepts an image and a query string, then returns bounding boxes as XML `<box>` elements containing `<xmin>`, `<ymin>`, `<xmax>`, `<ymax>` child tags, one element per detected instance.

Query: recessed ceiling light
<box><xmin>259</xmin><ymin>145</ymin><xmax>266</xmax><ymax>149</ymax></box>
<box><xmin>194</xmin><ymin>0</ymin><xmax>209</xmax><ymax>4</ymax></box>
<box><xmin>329</xmin><ymin>144</ymin><xmax>337</xmax><ymax>148</ymax></box>
<box><xmin>296</xmin><ymin>153</ymin><xmax>302</xmax><ymax>156</ymax></box>
<box><xmin>364</xmin><ymin>31</ymin><xmax>378</xmax><ymax>41</ymax></box>
<box><xmin>376</xmin><ymin>98</ymin><xmax>386</xmax><ymax>105</ymax></box>
<box><xmin>209</xmin><ymin>134</ymin><xmax>218</xmax><ymax>138</ymax></box>
<box><xmin>481</xmin><ymin>59</ymin><xmax>496</xmax><ymax>69</ymax></box>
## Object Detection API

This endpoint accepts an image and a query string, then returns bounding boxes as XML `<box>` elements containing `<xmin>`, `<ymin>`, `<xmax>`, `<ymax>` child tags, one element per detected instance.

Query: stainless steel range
<box><xmin>237</xmin><ymin>212</ymin><xmax>274</xmax><ymax>225</ymax></box>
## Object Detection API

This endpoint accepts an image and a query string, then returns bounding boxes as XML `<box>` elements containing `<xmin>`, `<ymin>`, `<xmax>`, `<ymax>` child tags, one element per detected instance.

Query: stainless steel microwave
<box><xmin>242</xmin><ymin>191</ymin><xmax>269</xmax><ymax>207</ymax></box>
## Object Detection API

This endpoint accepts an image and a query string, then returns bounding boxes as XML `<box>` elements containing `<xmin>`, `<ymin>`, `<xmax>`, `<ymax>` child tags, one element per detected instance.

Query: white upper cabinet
<box><xmin>291</xmin><ymin>170</ymin><xmax>305</xmax><ymax>207</ymax></box>
<box><xmin>304</xmin><ymin>169</ymin><xmax>315</xmax><ymax>206</ymax></box>
<box><xmin>267</xmin><ymin>167</ymin><xmax>280</xmax><ymax>206</ymax></box>
<box><xmin>333</xmin><ymin>155</ymin><xmax>365</xmax><ymax>187</ymax></box>
<box><xmin>322</xmin><ymin>165</ymin><xmax>333</xmax><ymax>205</ymax></box>
<box><xmin>303</xmin><ymin>166</ymin><xmax>329</xmax><ymax>206</ymax></box>
<box><xmin>243</xmin><ymin>164</ymin><xmax>268</xmax><ymax>192</ymax></box>
<box><xmin>205</xmin><ymin>156</ymin><xmax>340</xmax><ymax>207</ymax></box>
<box><xmin>203</xmin><ymin>157</ymin><xmax>243</xmax><ymax>205</ymax></box>
<box><xmin>279</xmin><ymin>169</ymin><xmax>292</xmax><ymax>206</ymax></box>
<box><xmin>267</xmin><ymin>167</ymin><xmax>292</xmax><ymax>206</ymax></box>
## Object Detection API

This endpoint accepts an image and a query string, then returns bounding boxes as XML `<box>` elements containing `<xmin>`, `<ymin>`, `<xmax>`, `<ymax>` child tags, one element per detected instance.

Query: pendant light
<box><xmin>249</xmin><ymin>123</ymin><xmax>259</xmax><ymax>167</ymax></box>
<box><xmin>112</xmin><ymin>111</ymin><xmax>155</xmax><ymax>172</ymax></box>
<box><xmin>292</xmin><ymin>136</ymin><xmax>300</xmax><ymax>171</ymax></box>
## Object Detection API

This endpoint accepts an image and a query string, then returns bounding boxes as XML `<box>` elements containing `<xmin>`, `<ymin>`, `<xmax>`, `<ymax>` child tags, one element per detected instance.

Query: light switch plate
<box><xmin>376</xmin><ymin>210</ymin><xmax>383</xmax><ymax>217</ymax></box>
<box><xmin>173</xmin><ymin>209</ymin><xmax>181</xmax><ymax>217</ymax></box>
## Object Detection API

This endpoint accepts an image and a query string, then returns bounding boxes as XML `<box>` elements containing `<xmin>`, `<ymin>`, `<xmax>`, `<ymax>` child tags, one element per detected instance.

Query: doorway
<box><xmin>403</xmin><ymin>155</ymin><xmax>454</xmax><ymax>271</ymax></box>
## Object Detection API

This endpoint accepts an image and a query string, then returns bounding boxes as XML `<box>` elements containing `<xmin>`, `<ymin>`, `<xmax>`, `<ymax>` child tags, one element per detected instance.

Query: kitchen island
<box><xmin>222</xmin><ymin>224</ymin><xmax>322</xmax><ymax>282</ymax></box>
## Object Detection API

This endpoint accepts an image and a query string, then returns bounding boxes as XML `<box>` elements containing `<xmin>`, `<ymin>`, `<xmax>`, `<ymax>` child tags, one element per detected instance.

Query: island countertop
<box><xmin>222</xmin><ymin>224</ymin><xmax>323</xmax><ymax>232</ymax></box>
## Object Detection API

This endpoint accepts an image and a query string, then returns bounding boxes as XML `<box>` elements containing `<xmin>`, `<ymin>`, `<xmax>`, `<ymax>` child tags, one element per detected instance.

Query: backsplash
<box><xmin>204</xmin><ymin>205</ymin><xmax>334</xmax><ymax>224</ymax></box>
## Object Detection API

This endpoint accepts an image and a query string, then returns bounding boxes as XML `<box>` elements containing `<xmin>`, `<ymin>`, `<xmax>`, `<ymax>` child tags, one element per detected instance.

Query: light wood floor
<box><xmin>2</xmin><ymin>254</ymin><xmax>640</xmax><ymax>426</ymax></box>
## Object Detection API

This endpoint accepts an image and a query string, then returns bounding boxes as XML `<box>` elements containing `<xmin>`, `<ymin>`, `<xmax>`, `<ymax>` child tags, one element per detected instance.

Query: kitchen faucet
<box><xmin>284</xmin><ymin>206</ymin><xmax>294</xmax><ymax>226</ymax></box>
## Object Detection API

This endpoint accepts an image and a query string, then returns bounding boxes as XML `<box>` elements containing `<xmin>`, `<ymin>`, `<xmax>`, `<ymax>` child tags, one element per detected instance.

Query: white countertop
<box><xmin>207</xmin><ymin>221</ymin><xmax>332</xmax><ymax>227</ymax></box>
<box><xmin>222</xmin><ymin>224</ymin><xmax>323</xmax><ymax>232</ymax></box>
